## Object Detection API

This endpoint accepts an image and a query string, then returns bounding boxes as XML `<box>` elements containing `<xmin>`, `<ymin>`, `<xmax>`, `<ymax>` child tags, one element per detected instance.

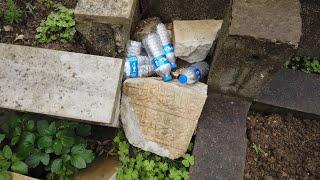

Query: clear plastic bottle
<box><xmin>178</xmin><ymin>62</ymin><xmax>209</xmax><ymax>85</ymax></box>
<box><xmin>142</xmin><ymin>33</ymin><xmax>173</xmax><ymax>82</ymax></box>
<box><xmin>126</xmin><ymin>40</ymin><xmax>142</xmax><ymax>57</ymax></box>
<box><xmin>156</xmin><ymin>23</ymin><xmax>177</xmax><ymax>69</ymax></box>
<box><xmin>124</xmin><ymin>56</ymin><xmax>153</xmax><ymax>78</ymax></box>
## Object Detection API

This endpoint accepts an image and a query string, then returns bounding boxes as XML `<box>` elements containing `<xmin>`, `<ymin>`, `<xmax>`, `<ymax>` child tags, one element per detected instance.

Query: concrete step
<box><xmin>0</xmin><ymin>43</ymin><xmax>123</xmax><ymax>126</ymax></box>
<box><xmin>190</xmin><ymin>93</ymin><xmax>251</xmax><ymax>180</ymax></box>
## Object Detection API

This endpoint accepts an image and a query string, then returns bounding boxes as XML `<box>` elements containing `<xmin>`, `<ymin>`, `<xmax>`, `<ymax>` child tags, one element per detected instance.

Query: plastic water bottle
<box><xmin>124</xmin><ymin>56</ymin><xmax>153</xmax><ymax>78</ymax></box>
<box><xmin>126</xmin><ymin>40</ymin><xmax>142</xmax><ymax>57</ymax></box>
<box><xmin>178</xmin><ymin>62</ymin><xmax>209</xmax><ymax>85</ymax></box>
<box><xmin>143</xmin><ymin>33</ymin><xmax>173</xmax><ymax>82</ymax></box>
<box><xmin>156</xmin><ymin>23</ymin><xmax>177</xmax><ymax>69</ymax></box>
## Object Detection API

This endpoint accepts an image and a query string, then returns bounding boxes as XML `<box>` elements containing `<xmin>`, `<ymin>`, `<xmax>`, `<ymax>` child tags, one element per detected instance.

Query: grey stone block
<box><xmin>298</xmin><ymin>0</ymin><xmax>320</xmax><ymax>57</ymax></box>
<box><xmin>75</xmin><ymin>0</ymin><xmax>139</xmax><ymax>57</ymax></box>
<box><xmin>208</xmin><ymin>0</ymin><xmax>302</xmax><ymax>99</ymax></box>
<box><xmin>190</xmin><ymin>93</ymin><xmax>251</xmax><ymax>180</ymax></box>
<box><xmin>0</xmin><ymin>44</ymin><xmax>124</xmax><ymax>126</ymax></box>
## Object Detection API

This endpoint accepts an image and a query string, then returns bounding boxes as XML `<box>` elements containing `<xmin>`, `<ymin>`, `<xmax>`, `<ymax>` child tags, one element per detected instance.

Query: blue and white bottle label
<box><xmin>128</xmin><ymin>56</ymin><xmax>139</xmax><ymax>77</ymax></box>
<box><xmin>191</xmin><ymin>66</ymin><xmax>202</xmax><ymax>80</ymax></box>
<box><xmin>151</xmin><ymin>54</ymin><xmax>170</xmax><ymax>69</ymax></box>
<box><xmin>163</xmin><ymin>43</ymin><xmax>174</xmax><ymax>54</ymax></box>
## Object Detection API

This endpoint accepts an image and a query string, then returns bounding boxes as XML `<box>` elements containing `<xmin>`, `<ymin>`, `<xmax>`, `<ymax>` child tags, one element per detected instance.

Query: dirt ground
<box><xmin>245</xmin><ymin>112</ymin><xmax>320</xmax><ymax>179</ymax></box>
<box><xmin>0</xmin><ymin>0</ymin><xmax>87</xmax><ymax>53</ymax></box>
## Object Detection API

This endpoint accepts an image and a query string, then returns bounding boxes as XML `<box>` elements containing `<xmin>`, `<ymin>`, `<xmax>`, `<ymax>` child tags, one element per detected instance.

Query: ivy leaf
<box><xmin>71</xmin><ymin>155</ymin><xmax>86</xmax><ymax>169</ymax></box>
<box><xmin>51</xmin><ymin>159</ymin><xmax>62</xmax><ymax>173</ymax></box>
<box><xmin>3</xmin><ymin>145</ymin><xmax>12</xmax><ymax>159</ymax></box>
<box><xmin>0</xmin><ymin>134</ymin><xmax>5</xmax><ymax>144</ymax></box>
<box><xmin>0</xmin><ymin>172</ymin><xmax>11</xmax><ymax>180</ymax></box>
<box><xmin>37</xmin><ymin>136</ymin><xmax>53</xmax><ymax>149</ymax></box>
<box><xmin>11</xmin><ymin>161</ymin><xmax>28</xmax><ymax>174</ymax></box>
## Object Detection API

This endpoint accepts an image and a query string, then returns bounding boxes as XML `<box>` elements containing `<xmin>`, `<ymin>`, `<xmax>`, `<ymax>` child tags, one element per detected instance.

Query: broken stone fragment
<box><xmin>75</xmin><ymin>0</ymin><xmax>139</xmax><ymax>57</ymax></box>
<box><xmin>121</xmin><ymin>78</ymin><xmax>207</xmax><ymax>159</ymax></box>
<box><xmin>173</xmin><ymin>20</ymin><xmax>223</xmax><ymax>63</ymax></box>
<box><xmin>208</xmin><ymin>0</ymin><xmax>302</xmax><ymax>99</ymax></box>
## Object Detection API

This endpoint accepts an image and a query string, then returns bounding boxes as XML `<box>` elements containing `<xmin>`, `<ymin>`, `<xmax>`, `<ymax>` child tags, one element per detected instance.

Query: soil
<box><xmin>0</xmin><ymin>0</ymin><xmax>87</xmax><ymax>53</ymax></box>
<box><xmin>245</xmin><ymin>112</ymin><xmax>320</xmax><ymax>179</ymax></box>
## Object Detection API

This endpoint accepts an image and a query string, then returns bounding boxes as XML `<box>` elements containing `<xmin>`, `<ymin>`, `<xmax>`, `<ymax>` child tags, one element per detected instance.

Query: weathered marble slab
<box><xmin>0</xmin><ymin>44</ymin><xmax>123</xmax><ymax>126</ymax></box>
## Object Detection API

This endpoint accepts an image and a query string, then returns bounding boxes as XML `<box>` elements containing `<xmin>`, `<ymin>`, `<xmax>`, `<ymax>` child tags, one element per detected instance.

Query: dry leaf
<box><xmin>14</xmin><ymin>34</ymin><xmax>25</xmax><ymax>42</ymax></box>
<box><xmin>3</xmin><ymin>25</ymin><xmax>14</xmax><ymax>32</ymax></box>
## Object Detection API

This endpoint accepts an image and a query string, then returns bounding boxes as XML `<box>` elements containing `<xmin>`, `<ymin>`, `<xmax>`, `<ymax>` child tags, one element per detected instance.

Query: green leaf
<box><xmin>25</xmin><ymin>153</ymin><xmax>40</xmax><ymax>168</ymax></box>
<box><xmin>21</xmin><ymin>131</ymin><xmax>36</xmax><ymax>145</ymax></box>
<box><xmin>37</xmin><ymin>120</ymin><xmax>49</xmax><ymax>135</ymax></box>
<box><xmin>37</xmin><ymin>136</ymin><xmax>53</xmax><ymax>149</ymax></box>
<box><xmin>26</xmin><ymin>120</ymin><xmax>35</xmax><ymax>131</ymax></box>
<box><xmin>45</xmin><ymin>147</ymin><xmax>54</xmax><ymax>154</ymax></box>
<box><xmin>3</xmin><ymin>145</ymin><xmax>12</xmax><ymax>159</ymax></box>
<box><xmin>0</xmin><ymin>134</ymin><xmax>5</xmax><ymax>144</ymax></box>
<box><xmin>7</xmin><ymin>115</ymin><xmax>22</xmax><ymax>128</ymax></box>
<box><xmin>182</xmin><ymin>154</ymin><xmax>195</xmax><ymax>168</ymax></box>
<box><xmin>71</xmin><ymin>155</ymin><xmax>86</xmax><ymax>169</ymax></box>
<box><xmin>40</xmin><ymin>153</ymin><xmax>50</xmax><ymax>166</ymax></box>
<box><xmin>53</xmin><ymin>141</ymin><xmax>63</xmax><ymax>155</ymax></box>
<box><xmin>0</xmin><ymin>160</ymin><xmax>11</xmax><ymax>170</ymax></box>
<box><xmin>47</xmin><ymin>122</ymin><xmax>56</xmax><ymax>135</ymax></box>
<box><xmin>51</xmin><ymin>159</ymin><xmax>62</xmax><ymax>173</ymax></box>
<box><xmin>16</xmin><ymin>142</ymin><xmax>34</xmax><ymax>160</ymax></box>
<box><xmin>11</xmin><ymin>161</ymin><xmax>28</xmax><ymax>174</ymax></box>
<box><xmin>60</xmin><ymin>136</ymin><xmax>75</xmax><ymax>148</ymax></box>
<box><xmin>71</xmin><ymin>145</ymin><xmax>94</xmax><ymax>164</ymax></box>
<box><xmin>0</xmin><ymin>171</ymin><xmax>11</xmax><ymax>180</ymax></box>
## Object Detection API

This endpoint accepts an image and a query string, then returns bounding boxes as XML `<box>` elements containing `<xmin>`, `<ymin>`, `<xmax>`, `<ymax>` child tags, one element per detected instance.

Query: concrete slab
<box><xmin>190</xmin><ymin>93</ymin><xmax>251</xmax><ymax>180</ymax></box>
<box><xmin>0</xmin><ymin>44</ymin><xmax>123</xmax><ymax>126</ymax></box>
<box><xmin>254</xmin><ymin>69</ymin><xmax>320</xmax><ymax>117</ymax></box>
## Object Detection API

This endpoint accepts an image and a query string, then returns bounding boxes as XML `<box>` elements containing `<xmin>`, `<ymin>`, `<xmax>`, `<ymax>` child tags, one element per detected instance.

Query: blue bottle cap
<box><xmin>171</xmin><ymin>63</ymin><xmax>178</xmax><ymax>70</ymax></box>
<box><xmin>178</xmin><ymin>75</ymin><xmax>188</xmax><ymax>85</ymax></box>
<box><xmin>163</xmin><ymin>75</ymin><xmax>173</xmax><ymax>82</ymax></box>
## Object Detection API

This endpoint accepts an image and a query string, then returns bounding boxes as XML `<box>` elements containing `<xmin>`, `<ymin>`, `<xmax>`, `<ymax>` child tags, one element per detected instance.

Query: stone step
<box><xmin>190</xmin><ymin>93</ymin><xmax>251</xmax><ymax>180</ymax></box>
<box><xmin>254</xmin><ymin>69</ymin><xmax>320</xmax><ymax>117</ymax></box>
<box><xmin>0</xmin><ymin>43</ymin><xmax>123</xmax><ymax>126</ymax></box>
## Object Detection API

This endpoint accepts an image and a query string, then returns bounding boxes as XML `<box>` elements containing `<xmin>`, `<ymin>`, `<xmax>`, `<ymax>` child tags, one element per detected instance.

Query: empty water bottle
<box><xmin>126</xmin><ymin>40</ymin><xmax>142</xmax><ymax>57</ymax></box>
<box><xmin>156</xmin><ymin>23</ymin><xmax>177</xmax><ymax>69</ymax></box>
<box><xmin>178</xmin><ymin>62</ymin><xmax>209</xmax><ymax>85</ymax></box>
<box><xmin>143</xmin><ymin>33</ymin><xmax>173</xmax><ymax>82</ymax></box>
<box><xmin>124</xmin><ymin>56</ymin><xmax>153</xmax><ymax>78</ymax></box>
